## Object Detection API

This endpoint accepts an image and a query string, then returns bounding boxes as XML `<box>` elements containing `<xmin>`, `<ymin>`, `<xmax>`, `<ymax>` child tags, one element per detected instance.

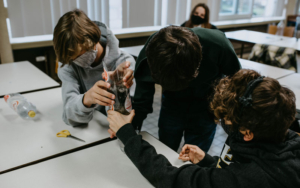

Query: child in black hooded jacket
<box><xmin>107</xmin><ymin>69</ymin><xmax>300</xmax><ymax>188</ymax></box>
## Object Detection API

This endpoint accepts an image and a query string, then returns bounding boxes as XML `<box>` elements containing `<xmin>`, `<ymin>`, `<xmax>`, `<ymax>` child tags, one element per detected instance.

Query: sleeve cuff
<box><xmin>197</xmin><ymin>153</ymin><xmax>216</xmax><ymax>167</ymax></box>
<box><xmin>116</xmin><ymin>123</ymin><xmax>138</xmax><ymax>144</ymax></box>
<box><xmin>132</xmin><ymin>116</ymin><xmax>144</xmax><ymax>130</ymax></box>
<box><xmin>77</xmin><ymin>94</ymin><xmax>95</xmax><ymax>113</ymax></box>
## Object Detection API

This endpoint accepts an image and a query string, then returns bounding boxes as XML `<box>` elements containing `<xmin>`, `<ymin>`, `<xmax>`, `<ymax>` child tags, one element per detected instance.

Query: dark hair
<box><xmin>185</xmin><ymin>3</ymin><xmax>211</xmax><ymax>28</ymax></box>
<box><xmin>210</xmin><ymin>69</ymin><xmax>296</xmax><ymax>143</ymax></box>
<box><xmin>146</xmin><ymin>26</ymin><xmax>202</xmax><ymax>91</ymax></box>
<box><xmin>53</xmin><ymin>9</ymin><xmax>101</xmax><ymax>65</ymax></box>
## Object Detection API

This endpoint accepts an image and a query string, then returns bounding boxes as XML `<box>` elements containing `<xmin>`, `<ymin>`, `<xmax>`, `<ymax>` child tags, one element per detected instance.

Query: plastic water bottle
<box><xmin>103</xmin><ymin>63</ymin><xmax>133</xmax><ymax>152</ymax></box>
<box><xmin>276</xmin><ymin>20</ymin><xmax>285</xmax><ymax>36</ymax></box>
<box><xmin>4</xmin><ymin>93</ymin><xmax>37</xmax><ymax>119</ymax></box>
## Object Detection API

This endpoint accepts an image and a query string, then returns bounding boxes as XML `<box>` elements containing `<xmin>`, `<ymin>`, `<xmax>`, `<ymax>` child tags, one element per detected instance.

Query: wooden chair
<box><xmin>268</xmin><ymin>25</ymin><xmax>277</xmax><ymax>35</ymax></box>
<box><xmin>55</xmin><ymin>61</ymin><xmax>59</xmax><ymax>74</ymax></box>
<box><xmin>268</xmin><ymin>25</ymin><xmax>295</xmax><ymax>37</ymax></box>
<box><xmin>283</xmin><ymin>26</ymin><xmax>295</xmax><ymax>37</ymax></box>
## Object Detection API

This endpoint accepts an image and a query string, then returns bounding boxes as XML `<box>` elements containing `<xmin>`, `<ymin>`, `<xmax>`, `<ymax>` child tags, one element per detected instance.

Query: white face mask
<box><xmin>73</xmin><ymin>46</ymin><xmax>98</xmax><ymax>68</ymax></box>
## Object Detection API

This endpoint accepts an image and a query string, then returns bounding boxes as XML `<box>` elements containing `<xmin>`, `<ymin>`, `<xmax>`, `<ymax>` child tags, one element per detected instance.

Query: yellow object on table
<box><xmin>56</xmin><ymin>130</ymin><xmax>85</xmax><ymax>142</ymax></box>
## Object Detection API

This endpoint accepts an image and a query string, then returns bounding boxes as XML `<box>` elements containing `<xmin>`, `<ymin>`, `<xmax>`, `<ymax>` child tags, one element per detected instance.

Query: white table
<box><xmin>225</xmin><ymin>30</ymin><xmax>284</xmax><ymax>44</ymax></box>
<box><xmin>0</xmin><ymin>88</ymin><xmax>111</xmax><ymax>172</ymax></box>
<box><xmin>239</xmin><ymin>58</ymin><xmax>295</xmax><ymax>79</ymax></box>
<box><xmin>0</xmin><ymin>61</ymin><xmax>59</xmax><ymax>97</ymax></box>
<box><xmin>119</xmin><ymin>45</ymin><xmax>294</xmax><ymax>79</ymax></box>
<box><xmin>277</xmin><ymin>73</ymin><xmax>300</xmax><ymax>116</ymax></box>
<box><xmin>0</xmin><ymin>131</ymin><xmax>188</xmax><ymax>188</ymax></box>
<box><xmin>225</xmin><ymin>30</ymin><xmax>288</xmax><ymax>58</ymax></box>
<box><xmin>120</xmin><ymin>45</ymin><xmax>143</xmax><ymax>58</ymax></box>
<box><xmin>268</xmin><ymin>37</ymin><xmax>300</xmax><ymax>51</ymax></box>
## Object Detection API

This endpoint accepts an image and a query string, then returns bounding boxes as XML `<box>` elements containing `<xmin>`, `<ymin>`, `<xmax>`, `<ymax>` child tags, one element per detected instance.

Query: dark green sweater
<box><xmin>132</xmin><ymin>27</ymin><xmax>241</xmax><ymax>130</ymax></box>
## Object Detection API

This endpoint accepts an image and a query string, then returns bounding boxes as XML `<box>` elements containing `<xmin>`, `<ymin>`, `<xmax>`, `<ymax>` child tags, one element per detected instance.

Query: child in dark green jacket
<box><xmin>127</xmin><ymin>26</ymin><xmax>241</xmax><ymax>152</ymax></box>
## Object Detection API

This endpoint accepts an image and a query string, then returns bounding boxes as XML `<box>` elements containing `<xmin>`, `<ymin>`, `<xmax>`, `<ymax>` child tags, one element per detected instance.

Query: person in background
<box><xmin>53</xmin><ymin>9</ymin><xmax>135</xmax><ymax>127</ymax></box>
<box><xmin>107</xmin><ymin>69</ymin><xmax>300</xmax><ymax>188</ymax></box>
<box><xmin>181</xmin><ymin>3</ymin><xmax>217</xmax><ymax>29</ymax></box>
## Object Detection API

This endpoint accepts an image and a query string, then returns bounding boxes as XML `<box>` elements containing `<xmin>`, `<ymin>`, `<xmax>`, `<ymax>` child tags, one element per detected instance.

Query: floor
<box><xmin>141</xmin><ymin>84</ymin><xmax>227</xmax><ymax>157</ymax></box>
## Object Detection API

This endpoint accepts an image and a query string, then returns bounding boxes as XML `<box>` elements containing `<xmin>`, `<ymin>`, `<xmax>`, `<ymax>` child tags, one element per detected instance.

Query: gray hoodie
<box><xmin>57</xmin><ymin>22</ymin><xmax>136</xmax><ymax>126</ymax></box>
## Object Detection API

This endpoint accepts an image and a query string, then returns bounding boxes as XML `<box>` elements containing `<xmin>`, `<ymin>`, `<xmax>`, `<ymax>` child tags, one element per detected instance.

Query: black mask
<box><xmin>221</xmin><ymin>119</ymin><xmax>246</xmax><ymax>142</ymax></box>
<box><xmin>221</xmin><ymin>119</ymin><xmax>232</xmax><ymax>135</ymax></box>
<box><xmin>191</xmin><ymin>15</ymin><xmax>205</xmax><ymax>25</ymax></box>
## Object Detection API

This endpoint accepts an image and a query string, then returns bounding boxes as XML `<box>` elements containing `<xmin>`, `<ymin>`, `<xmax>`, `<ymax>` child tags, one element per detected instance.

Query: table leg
<box><xmin>240</xmin><ymin>43</ymin><xmax>244</xmax><ymax>58</ymax></box>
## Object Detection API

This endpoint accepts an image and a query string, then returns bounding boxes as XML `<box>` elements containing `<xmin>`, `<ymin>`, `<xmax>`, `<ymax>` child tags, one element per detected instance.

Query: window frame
<box><xmin>218</xmin><ymin>0</ymin><xmax>254</xmax><ymax>21</ymax></box>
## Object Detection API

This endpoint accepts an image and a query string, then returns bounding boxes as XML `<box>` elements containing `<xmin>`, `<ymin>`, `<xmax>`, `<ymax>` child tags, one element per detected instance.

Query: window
<box><xmin>109</xmin><ymin>0</ymin><xmax>123</xmax><ymax>29</ymax></box>
<box><xmin>219</xmin><ymin>0</ymin><xmax>252</xmax><ymax>15</ymax></box>
<box><xmin>219</xmin><ymin>0</ymin><xmax>283</xmax><ymax>20</ymax></box>
<box><xmin>5</xmin><ymin>0</ymin><xmax>191</xmax><ymax>39</ymax></box>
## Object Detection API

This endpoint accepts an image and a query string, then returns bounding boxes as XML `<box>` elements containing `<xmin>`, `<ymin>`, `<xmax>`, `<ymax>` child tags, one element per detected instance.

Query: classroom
<box><xmin>0</xmin><ymin>0</ymin><xmax>300</xmax><ymax>187</ymax></box>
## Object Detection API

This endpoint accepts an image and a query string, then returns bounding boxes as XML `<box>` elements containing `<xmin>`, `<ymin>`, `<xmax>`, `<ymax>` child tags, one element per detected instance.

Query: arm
<box><xmin>196</xmin><ymin>154</ymin><xmax>219</xmax><ymax>168</ymax></box>
<box><xmin>117</xmin><ymin>124</ymin><xmax>241</xmax><ymax>188</ymax></box>
<box><xmin>219</xmin><ymin>36</ymin><xmax>241</xmax><ymax>76</ymax></box>
<box><xmin>132</xmin><ymin>60</ymin><xmax>155</xmax><ymax>130</ymax></box>
<box><xmin>58</xmin><ymin>65</ymin><xmax>95</xmax><ymax>126</ymax></box>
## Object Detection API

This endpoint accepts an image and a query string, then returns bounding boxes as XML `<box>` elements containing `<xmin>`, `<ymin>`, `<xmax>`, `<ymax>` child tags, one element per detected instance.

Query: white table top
<box><xmin>225</xmin><ymin>30</ymin><xmax>285</xmax><ymax>44</ymax></box>
<box><xmin>239</xmin><ymin>58</ymin><xmax>295</xmax><ymax>79</ymax></box>
<box><xmin>120</xmin><ymin>45</ymin><xmax>144</xmax><ymax>57</ymax></box>
<box><xmin>268</xmin><ymin>37</ymin><xmax>300</xmax><ymax>51</ymax></box>
<box><xmin>0</xmin><ymin>61</ymin><xmax>59</xmax><ymax>97</ymax></box>
<box><xmin>277</xmin><ymin>73</ymin><xmax>300</xmax><ymax>111</ymax></box>
<box><xmin>120</xmin><ymin>46</ymin><xmax>295</xmax><ymax>79</ymax></box>
<box><xmin>0</xmin><ymin>132</ymin><xmax>188</xmax><ymax>188</ymax></box>
<box><xmin>0</xmin><ymin>88</ymin><xmax>110</xmax><ymax>172</ymax></box>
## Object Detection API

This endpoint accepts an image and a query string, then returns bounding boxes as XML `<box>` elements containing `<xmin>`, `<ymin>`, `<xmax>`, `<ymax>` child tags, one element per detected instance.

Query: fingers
<box><xmin>181</xmin><ymin>145</ymin><xmax>190</xmax><ymax>154</ymax></box>
<box><xmin>108</xmin><ymin>129</ymin><xmax>116</xmax><ymax>138</ymax></box>
<box><xmin>93</xmin><ymin>94</ymin><xmax>115</xmax><ymax>106</ymax></box>
<box><xmin>124</xmin><ymin>75</ymin><xmax>134</xmax><ymax>88</ymax></box>
<box><xmin>107</xmin><ymin>110</ymin><xmax>118</xmax><ymax>116</ymax></box>
<box><xmin>122</xmin><ymin>61</ymin><xmax>130</xmax><ymax>68</ymax></box>
<box><xmin>94</xmin><ymin>98</ymin><xmax>111</xmax><ymax>106</ymax></box>
<box><xmin>128</xmin><ymin>110</ymin><xmax>135</xmax><ymax>122</ymax></box>
<box><xmin>178</xmin><ymin>154</ymin><xmax>190</xmax><ymax>161</ymax></box>
<box><xmin>96</xmin><ymin>80</ymin><xmax>110</xmax><ymax>89</ymax></box>
<box><xmin>94</xmin><ymin>83</ymin><xmax>115</xmax><ymax>100</ymax></box>
<box><xmin>123</xmin><ymin>69</ymin><xmax>133</xmax><ymax>82</ymax></box>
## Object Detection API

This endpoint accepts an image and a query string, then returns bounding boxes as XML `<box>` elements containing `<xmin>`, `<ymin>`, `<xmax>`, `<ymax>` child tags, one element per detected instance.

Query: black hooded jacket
<box><xmin>117</xmin><ymin>123</ymin><xmax>300</xmax><ymax>188</ymax></box>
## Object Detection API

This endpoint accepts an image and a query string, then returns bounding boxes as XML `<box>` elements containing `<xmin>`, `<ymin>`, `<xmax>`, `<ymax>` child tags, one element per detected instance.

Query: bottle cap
<box><xmin>28</xmin><ymin>110</ymin><xmax>36</xmax><ymax>118</ymax></box>
<box><xmin>4</xmin><ymin>95</ymin><xmax>10</xmax><ymax>103</ymax></box>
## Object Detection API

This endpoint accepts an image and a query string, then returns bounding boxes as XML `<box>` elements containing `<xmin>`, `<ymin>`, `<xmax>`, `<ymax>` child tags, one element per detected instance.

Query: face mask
<box><xmin>191</xmin><ymin>15</ymin><xmax>205</xmax><ymax>25</ymax></box>
<box><xmin>220</xmin><ymin>119</ymin><xmax>233</xmax><ymax>135</ymax></box>
<box><xmin>73</xmin><ymin>46</ymin><xmax>98</xmax><ymax>68</ymax></box>
<box><xmin>221</xmin><ymin>119</ymin><xmax>246</xmax><ymax>142</ymax></box>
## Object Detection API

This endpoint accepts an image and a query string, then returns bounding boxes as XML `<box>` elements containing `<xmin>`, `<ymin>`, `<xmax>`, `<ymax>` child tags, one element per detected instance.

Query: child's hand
<box><xmin>101</xmin><ymin>61</ymin><xmax>134</xmax><ymax>88</ymax></box>
<box><xmin>108</xmin><ymin>128</ymin><xmax>116</xmax><ymax>138</ymax></box>
<box><xmin>122</xmin><ymin>61</ymin><xmax>134</xmax><ymax>88</ymax></box>
<box><xmin>178</xmin><ymin>144</ymin><xmax>205</xmax><ymax>164</ymax></box>
<box><xmin>83</xmin><ymin>81</ymin><xmax>115</xmax><ymax>107</ymax></box>
<box><xmin>107</xmin><ymin>110</ymin><xmax>135</xmax><ymax>133</ymax></box>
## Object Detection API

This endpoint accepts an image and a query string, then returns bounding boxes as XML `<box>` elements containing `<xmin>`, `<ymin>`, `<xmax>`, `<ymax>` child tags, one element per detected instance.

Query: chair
<box><xmin>55</xmin><ymin>61</ymin><xmax>59</xmax><ymax>74</ymax></box>
<box><xmin>267</xmin><ymin>25</ymin><xmax>295</xmax><ymax>37</ymax></box>
<box><xmin>283</xmin><ymin>27</ymin><xmax>295</xmax><ymax>37</ymax></box>
<box><xmin>249</xmin><ymin>44</ymin><xmax>297</xmax><ymax>72</ymax></box>
<box><xmin>268</xmin><ymin>25</ymin><xmax>277</xmax><ymax>35</ymax></box>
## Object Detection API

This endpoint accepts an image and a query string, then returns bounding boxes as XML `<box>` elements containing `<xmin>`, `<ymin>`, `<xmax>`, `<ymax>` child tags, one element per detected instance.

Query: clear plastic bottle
<box><xmin>4</xmin><ymin>93</ymin><xmax>37</xmax><ymax>119</ymax></box>
<box><xmin>103</xmin><ymin>63</ymin><xmax>132</xmax><ymax>152</ymax></box>
<box><xmin>276</xmin><ymin>20</ymin><xmax>285</xmax><ymax>36</ymax></box>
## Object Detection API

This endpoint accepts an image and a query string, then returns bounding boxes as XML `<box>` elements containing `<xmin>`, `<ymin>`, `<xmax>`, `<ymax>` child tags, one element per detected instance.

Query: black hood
<box><xmin>230</xmin><ymin>130</ymin><xmax>300</xmax><ymax>188</ymax></box>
